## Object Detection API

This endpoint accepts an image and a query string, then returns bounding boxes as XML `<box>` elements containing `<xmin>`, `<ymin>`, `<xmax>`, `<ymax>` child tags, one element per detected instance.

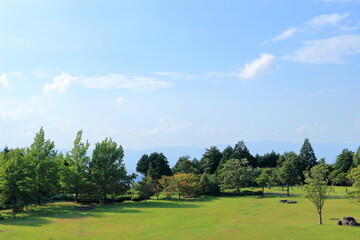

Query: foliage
<box><xmin>136</xmin><ymin>152</ymin><xmax>172</xmax><ymax>179</ymax></box>
<box><xmin>135</xmin><ymin>176</ymin><xmax>158</xmax><ymax>202</ymax></box>
<box><xmin>346</xmin><ymin>165</ymin><xmax>360</xmax><ymax>202</ymax></box>
<box><xmin>216</xmin><ymin>145</ymin><xmax>233</xmax><ymax>173</ymax></box>
<box><xmin>60</xmin><ymin>130</ymin><xmax>90</xmax><ymax>203</ymax></box>
<box><xmin>231</xmin><ymin>141</ymin><xmax>255</xmax><ymax>167</ymax></box>
<box><xmin>303</xmin><ymin>165</ymin><xmax>331</xmax><ymax>224</ymax></box>
<box><xmin>255</xmin><ymin>167</ymin><xmax>275</xmax><ymax>193</ymax></box>
<box><xmin>90</xmin><ymin>138</ymin><xmax>132</xmax><ymax>202</ymax></box>
<box><xmin>255</xmin><ymin>151</ymin><xmax>279</xmax><ymax>168</ymax></box>
<box><xmin>219</xmin><ymin>158</ymin><xmax>255</xmax><ymax>194</ymax></box>
<box><xmin>329</xmin><ymin>169</ymin><xmax>349</xmax><ymax>186</ymax></box>
<box><xmin>200</xmin><ymin>173</ymin><xmax>220</xmax><ymax>195</ymax></box>
<box><xmin>200</xmin><ymin>146</ymin><xmax>222</xmax><ymax>174</ymax></box>
<box><xmin>172</xmin><ymin>155</ymin><xmax>198</xmax><ymax>174</ymax></box>
<box><xmin>159</xmin><ymin>174</ymin><xmax>202</xmax><ymax>199</ymax></box>
<box><xmin>300</xmin><ymin>138</ymin><xmax>317</xmax><ymax>171</ymax></box>
<box><xmin>353</xmin><ymin>147</ymin><xmax>360</xmax><ymax>168</ymax></box>
<box><xmin>0</xmin><ymin>148</ymin><xmax>33</xmax><ymax>217</ymax></box>
<box><xmin>276</xmin><ymin>152</ymin><xmax>301</xmax><ymax>196</ymax></box>
<box><xmin>26</xmin><ymin>127</ymin><xmax>60</xmax><ymax>204</ymax></box>
<box><xmin>333</xmin><ymin>148</ymin><xmax>354</xmax><ymax>173</ymax></box>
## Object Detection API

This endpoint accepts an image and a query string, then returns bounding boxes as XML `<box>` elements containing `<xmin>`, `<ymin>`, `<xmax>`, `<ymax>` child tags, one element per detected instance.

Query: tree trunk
<box><xmin>262</xmin><ymin>186</ymin><xmax>265</xmax><ymax>195</ymax></box>
<box><xmin>287</xmin><ymin>185</ymin><xmax>290</xmax><ymax>196</ymax></box>
<box><xmin>319</xmin><ymin>210</ymin><xmax>323</xmax><ymax>224</ymax></box>
<box><xmin>237</xmin><ymin>188</ymin><xmax>240</xmax><ymax>195</ymax></box>
<box><xmin>75</xmin><ymin>192</ymin><xmax>78</xmax><ymax>203</ymax></box>
<box><xmin>178</xmin><ymin>194</ymin><xmax>181</xmax><ymax>200</ymax></box>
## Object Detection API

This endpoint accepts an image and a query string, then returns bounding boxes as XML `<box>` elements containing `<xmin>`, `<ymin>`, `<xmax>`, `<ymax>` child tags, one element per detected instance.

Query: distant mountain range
<box><xmin>59</xmin><ymin>141</ymin><xmax>359</xmax><ymax>175</ymax></box>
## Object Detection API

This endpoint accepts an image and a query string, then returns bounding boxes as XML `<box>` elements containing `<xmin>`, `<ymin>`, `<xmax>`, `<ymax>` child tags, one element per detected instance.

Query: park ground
<box><xmin>0</xmin><ymin>186</ymin><xmax>359</xmax><ymax>240</ymax></box>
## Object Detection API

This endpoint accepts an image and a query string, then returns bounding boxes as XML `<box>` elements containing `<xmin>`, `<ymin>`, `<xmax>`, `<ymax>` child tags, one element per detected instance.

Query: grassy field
<box><xmin>0</xmin><ymin>188</ymin><xmax>359</xmax><ymax>239</ymax></box>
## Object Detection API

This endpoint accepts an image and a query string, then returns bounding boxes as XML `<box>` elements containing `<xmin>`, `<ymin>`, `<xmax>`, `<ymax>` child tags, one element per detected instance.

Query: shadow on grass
<box><xmin>0</xmin><ymin>196</ymin><xmax>214</xmax><ymax>227</ymax></box>
<box><xmin>0</xmin><ymin>202</ymin><xmax>142</xmax><ymax>227</ymax></box>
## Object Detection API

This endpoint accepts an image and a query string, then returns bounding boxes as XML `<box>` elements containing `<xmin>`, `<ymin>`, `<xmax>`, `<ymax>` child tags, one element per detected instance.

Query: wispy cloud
<box><xmin>43</xmin><ymin>73</ymin><xmax>173</xmax><ymax>94</ymax></box>
<box><xmin>0</xmin><ymin>74</ymin><xmax>9</xmax><ymax>88</ymax></box>
<box><xmin>155</xmin><ymin>72</ymin><xmax>195</xmax><ymax>79</ymax></box>
<box><xmin>80</xmin><ymin>74</ymin><xmax>172</xmax><ymax>92</ymax></box>
<box><xmin>142</xmin><ymin>117</ymin><xmax>192</xmax><ymax>136</ymax></box>
<box><xmin>115</xmin><ymin>97</ymin><xmax>124</xmax><ymax>103</ymax></box>
<box><xmin>44</xmin><ymin>72</ymin><xmax>77</xmax><ymax>94</ymax></box>
<box><xmin>283</xmin><ymin>34</ymin><xmax>360</xmax><ymax>64</ymax></box>
<box><xmin>307</xmin><ymin>13</ymin><xmax>350</xmax><ymax>28</ymax></box>
<box><xmin>263</xmin><ymin>27</ymin><xmax>298</xmax><ymax>44</ymax></box>
<box><xmin>239</xmin><ymin>53</ymin><xmax>275</xmax><ymax>79</ymax></box>
<box><xmin>0</xmin><ymin>104</ymin><xmax>42</xmax><ymax>121</ymax></box>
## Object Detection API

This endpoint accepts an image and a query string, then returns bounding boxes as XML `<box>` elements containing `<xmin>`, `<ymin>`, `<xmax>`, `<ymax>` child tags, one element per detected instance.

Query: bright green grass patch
<box><xmin>0</xmin><ymin>194</ymin><xmax>359</xmax><ymax>240</ymax></box>
<box><xmin>247</xmin><ymin>185</ymin><xmax>354</xmax><ymax>197</ymax></box>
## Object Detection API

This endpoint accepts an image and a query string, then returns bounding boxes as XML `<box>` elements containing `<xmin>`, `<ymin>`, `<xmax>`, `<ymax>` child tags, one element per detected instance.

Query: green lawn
<box><xmin>0</xmin><ymin>191</ymin><xmax>359</xmax><ymax>239</ymax></box>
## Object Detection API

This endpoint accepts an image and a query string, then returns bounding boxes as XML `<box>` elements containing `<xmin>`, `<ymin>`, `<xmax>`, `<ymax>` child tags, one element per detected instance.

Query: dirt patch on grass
<box><xmin>0</xmin><ymin>230</ymin><xmax>10</xmax><ymax>233</ymax></box>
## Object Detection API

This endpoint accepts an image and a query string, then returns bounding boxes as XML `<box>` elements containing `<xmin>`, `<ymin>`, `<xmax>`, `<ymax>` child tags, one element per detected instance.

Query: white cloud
<box><xmin>80</xmin><ymin>74</ymin><xmax>172</xmax><ymax>92</ymax></box>
<box><xmin>43</xmin><ymin>72</ymin><xmax>77</xmax><ymax>94</ymax></box>
<box><xmin>0</xmin><ymin>74</ymin><xmax>9</xmax><ymax>88</ymax></box>
<box><xmin>154</xmin><ymin>72</ymin><xmax>197</xmax><ymax>80</ymax></box>
<box><xmin>264</xmin><ymin>28</ymin><xmax>297</xmax><ymax>44</ymax></box>
<box><xmin>115</xmin><ymin>97</ymin><xmax>124</xmax><ymax>103</ymax></box>
<box><xmin>142</xmin><ymin>117</ymin><xmax>192</xmax><ymax>136</ymax></box>
<box><xmin>43</xmin><ymin>73</ymin><xmax>172</xmax><ymax>94</ymax></box>
<box><xmin>307</xmin><ymin>13</ymin><xmax>350</xmax><ymax>28</ymax></box>
<box><xmin>239</xmin><ymin>53</ymin><xmax>275</xmax><ymax>79</ymax></box>
<box><xmin>0</xmin><ymin>104</ymin><xmax>42</xmax><ymax>121</ymax></box>
<box><xmin>283</xmin><ymin>34</ymin><xmax>360</xmax><ymax>64</ymax></box>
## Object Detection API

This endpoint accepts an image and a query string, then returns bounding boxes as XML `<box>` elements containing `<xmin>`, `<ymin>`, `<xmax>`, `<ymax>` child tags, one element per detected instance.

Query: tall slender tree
<box><xmin>26</xmin><ymin>128</ymin><xmax>59</xmax><ymax>204</ymax></box>
<box><xmin>60</xmin><ymin>130</ymin><xmax>90</xmax><ymax>203</ymax></box>
<box><xmin>300</xmin><ymin>138</ymin><xmax>317</xmax><ymax>171</ymax></box>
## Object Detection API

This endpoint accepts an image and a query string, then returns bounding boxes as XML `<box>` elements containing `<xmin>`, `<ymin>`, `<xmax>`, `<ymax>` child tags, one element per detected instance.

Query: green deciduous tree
<box><xmin>90</xmin><ymin>138</ymin><xmax>132</xmax><ymax>202</ymax></box>
<box><xmin>60</xmin><ymin>130</ymin><xmax>90</xmax><ymax>203</ymax></box>
<box><xmin>277</xmin><ymin>152</ymin><xmax>301</xmax><ymax>196</ymax></box>
<box><xmin>256</xmin><ymin>168</ymin><xmax>275</xmax><ymax>194</ymax></box>
<box><xmin>353</xmin><ymin>147</ymin><xmax>360</xmax><ymax>168</ymax></box>
<box><xmin>200</xmin><ymin>173</ymin><xmax>220</xmax><ymax>195</ymax></box>
<box><xmin>346</xmin><ymin>166</ymin><xmax>360</xmax><ymax>202</ymax></box>
<box><xmin>135</xmin><ymin>176</ymin><xmax>157</xmax><ymax>202</ymax></box>
<box><xmin>0</xmin><ymin>148</ymin><xmax>34</xmax><ymax>217</ymax></box>
<box><xmin>303</xmin><ymin>164</ymin><xmax>330</xmax><ymax>224</ymax></box>
<box><xmin>26</xmin><ymin>128</ymin><xmax>60</xmax><ymax>204</ymax></box>
<box><xmin>333</xmin><ymin>149</ymin><xmax>354</xmax><ymax>173</ymax></box>
<box><xmin>219</xmin><ymin>158</ymin><xmax>255</xmax><ymax>195</ymax></box>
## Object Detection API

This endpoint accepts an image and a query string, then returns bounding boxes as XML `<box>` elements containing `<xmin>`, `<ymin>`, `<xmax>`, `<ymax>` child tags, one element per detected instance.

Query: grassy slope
<box><xmin>0</xmin><ymin>188</ymin><xmax>359</xmax><ymax>239</ymax></box>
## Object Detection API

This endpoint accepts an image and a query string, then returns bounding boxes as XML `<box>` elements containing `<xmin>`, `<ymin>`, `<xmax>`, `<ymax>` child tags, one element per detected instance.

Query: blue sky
<box><xmin>1</xmin><ymin>0</ymin><xmax>360</xmax><ymax>152</ymax></box>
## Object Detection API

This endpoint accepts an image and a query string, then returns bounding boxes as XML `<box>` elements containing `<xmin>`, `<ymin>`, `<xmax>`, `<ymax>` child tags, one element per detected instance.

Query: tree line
<box><xmin>1</xmin><ymin>128</ymin><xmax>360</xmax><ymax>218</ymax></box>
